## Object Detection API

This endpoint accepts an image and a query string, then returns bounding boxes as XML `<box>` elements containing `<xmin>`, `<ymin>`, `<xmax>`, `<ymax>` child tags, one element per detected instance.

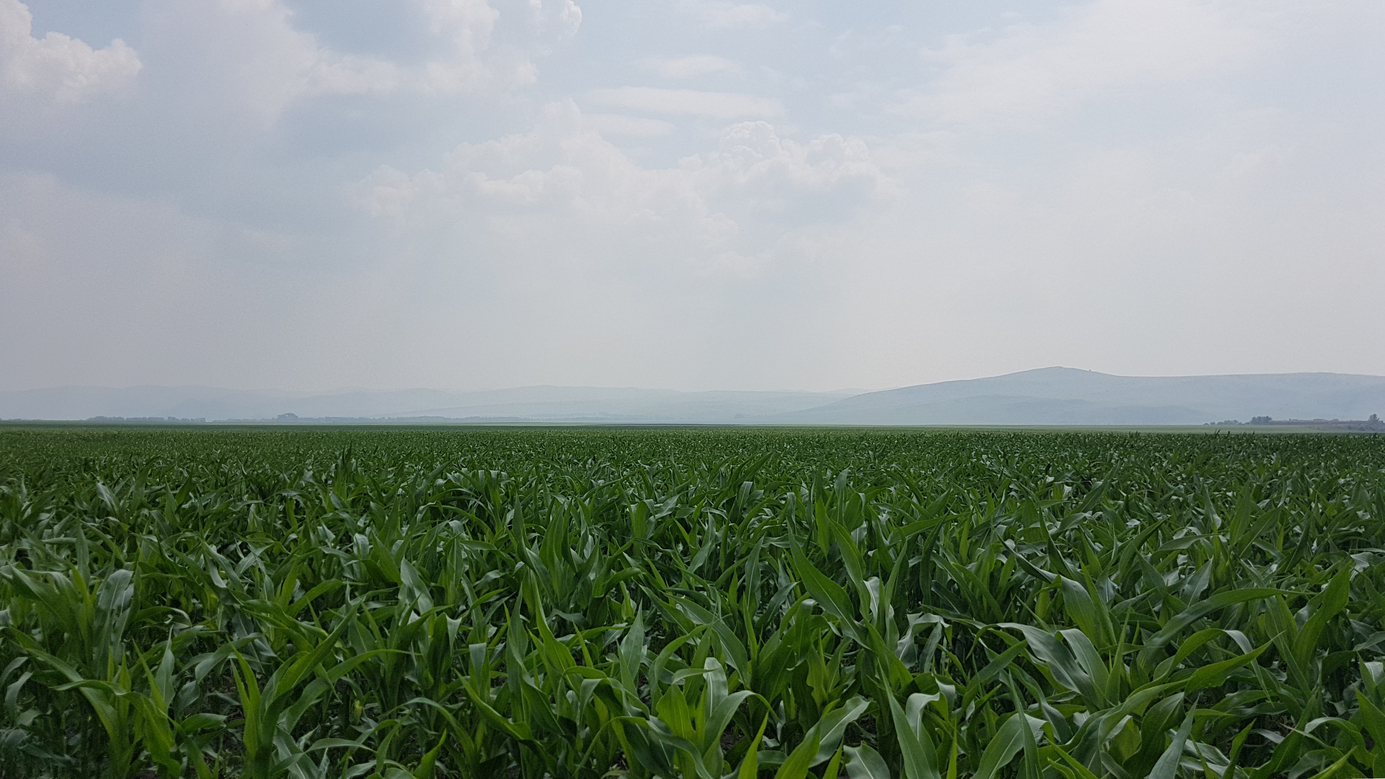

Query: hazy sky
<box><xmin>2</xmin><ymin>0</ymin><xmax>1383</xmax><ymax>392</ymax></box>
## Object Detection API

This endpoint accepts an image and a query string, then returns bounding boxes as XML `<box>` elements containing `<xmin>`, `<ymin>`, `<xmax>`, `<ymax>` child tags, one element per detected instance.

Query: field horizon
<box><xmin>5</xmin><ymin>366</ymin><xmax>1385</xmax><ymax>427</ymax></box>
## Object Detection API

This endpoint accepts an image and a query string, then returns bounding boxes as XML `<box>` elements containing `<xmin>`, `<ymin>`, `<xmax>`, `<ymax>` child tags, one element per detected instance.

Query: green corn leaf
<box><xmin>844</xmin><ymin>745</ymin><xmax>890</xmax><ymax>779</ymax></box>
<box><xmin>738</xmin><ymin>716</ymin><xmax>769</xmax><ymax>779</ymax></box>
<box><xmin>773</xmin><ymin>724</ymin><xmax>823</xmax><ymax>779</ymax></box>
<box><xmin>973</xmin><ymin>712</ymin><xmax>1041</xmax><ymax>779</ymax></box>
<box><xmin>1293</xmin><ymin>566</ymin><xmax>1352</xmax><ymax>670</ymax></box>
<box><xmin>1184</xmin><ymin>642</ymin><xmax>1269</xmax><ymax>693</ymax></box>
<box><xmin>789</xmin><ymin>536</ymin><xmax>863</xmax><ymax>643</ymax></box>
<box><xmin>888</xmin><ymin>692</ymin><xmax>941</xmax><ymax>779</ymax></box>
<box><xmin>1150</xmin><ymin>709</ymin><xmax>1197</xmax><ymax>779</ymax></box>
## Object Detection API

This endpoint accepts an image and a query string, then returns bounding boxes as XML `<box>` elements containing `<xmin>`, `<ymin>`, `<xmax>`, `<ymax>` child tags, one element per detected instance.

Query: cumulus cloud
<box><xmin>353</xmin><ymin>102</ymin><xmax>888</xmax><ymax>274</ymax></box>
<box><xmin>144</xmin><ymin>0</ymin><xmax>403</xmax><ymax>123</ymax></box>
<box><xmin>682</xmin><ymin>1</ymin><xmax>788</xmax><ymax>30</ymax></box>
<box><xmin>415</xmin><ymin>0</ymin><xmax>580</xmax><ymax>90</ymax></box>
<box><xmin>412</xmin><ymin>0</ymin><xmax>581</xmax><ymax>87</ymax></box>
<box><xmin>146</xmin><ymin>0</ymin><xmax>580</xmax><ymax>123</ymax></box>
<box><xmin>586</xmin><ymin>86</ymin><xmax>780</xmax><ymax>119</ymax></box>
<box><xmin>0</xmin><ymin>0</ymin><xmax>141</xmax><ymax>101</ymax></box>
<box><xmin>418</xmin><ymin>0</ymin><xmax>501</xmax><ymax>45</ymax></box>
<box><xmin>583</xmin><ymin>113</ymin><xmax>677</xmax><ymax>137</ymax></box>
<box><xmin>898</xmin><ymin>0</ymin><xmax>1266</xmax><ymax>125</ymax></box>
<box><xmin>711</xmin><ymin>122</ymin><xmax>885</xmax><ymax>200</ymax></box>
<box><xmin>354</xmin><ymin>102</ymin><xmax>886</xmax><ymax>285</ymax></box>
<box><xmin>643</xmin><ymin>54</ymin><xmax>741</xmax><ymax>78</ymax></box>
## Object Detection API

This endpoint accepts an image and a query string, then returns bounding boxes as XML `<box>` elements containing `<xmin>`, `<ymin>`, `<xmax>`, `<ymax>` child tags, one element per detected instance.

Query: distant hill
<box><xmin>0</xmin><ymin>385</ymin><xmax>855</xmax><ymax>423</ymax></box>
<box><xmin>769</xmin><ymin>367</ymin><xmax>1385</xmax><ymax>425</ymax></box>
<box><xmin>4</xmin><ymin>368</ymin><xmax>1384</xmax><ymax>425</ymax></box>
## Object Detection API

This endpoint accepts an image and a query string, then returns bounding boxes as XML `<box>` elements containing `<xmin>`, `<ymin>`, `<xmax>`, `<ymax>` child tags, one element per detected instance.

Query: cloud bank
<box><xmin>0</xmin><ymin>0</ymin><xmax>140</xmax><ymax>101</ymax></box>
<box><xmin>2</xmin><ymin>0</ymin><xmax>1383</xmax><ymax>394</ymax></box>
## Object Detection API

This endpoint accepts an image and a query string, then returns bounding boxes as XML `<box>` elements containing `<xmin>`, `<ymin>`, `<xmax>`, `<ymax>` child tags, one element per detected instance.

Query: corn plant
<box><xmin>0</xmin><ymin>426</ymin><xmax>1383</xmax><ymax>778</ymax></box>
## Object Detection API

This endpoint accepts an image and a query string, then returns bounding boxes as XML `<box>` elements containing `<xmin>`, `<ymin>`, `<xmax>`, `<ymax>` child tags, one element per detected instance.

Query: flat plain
<box><xmin>2</xmin><ymin>426</ymin><xmax>1384</xmax><ymax>779</ymax></box>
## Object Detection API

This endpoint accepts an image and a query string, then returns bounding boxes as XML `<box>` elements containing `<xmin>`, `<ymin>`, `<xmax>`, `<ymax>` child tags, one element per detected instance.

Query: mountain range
<box><xmin>3</xmin><ymin>368</ymin><xmax>1384</xmax><ymax>425</ymax></box>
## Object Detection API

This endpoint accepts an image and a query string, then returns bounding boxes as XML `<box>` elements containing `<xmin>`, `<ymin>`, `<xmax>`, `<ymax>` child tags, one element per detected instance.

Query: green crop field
<box><xmin>2</xmin><ymin>427</ymin><xmax>1385</xmax><ymax>779</ymax></box>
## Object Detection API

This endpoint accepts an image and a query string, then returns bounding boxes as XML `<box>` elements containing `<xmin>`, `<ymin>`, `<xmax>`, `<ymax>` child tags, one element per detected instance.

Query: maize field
<box><xmin>2</xmin><ymin>426</ymin><xmax>1385</xmax><ymax>779</ymax></box>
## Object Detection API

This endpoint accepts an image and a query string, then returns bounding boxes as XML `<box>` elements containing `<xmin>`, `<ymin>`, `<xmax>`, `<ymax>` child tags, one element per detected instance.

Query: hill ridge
<box><xmin>773</xmin><ymin>367</ymin><xmax>1385</xmax><ymax>425</ymax></box>
<box><xmin>4</xmin><ymin>368</ymin><xmax>1385</xmax><ymax>424</ymax></box>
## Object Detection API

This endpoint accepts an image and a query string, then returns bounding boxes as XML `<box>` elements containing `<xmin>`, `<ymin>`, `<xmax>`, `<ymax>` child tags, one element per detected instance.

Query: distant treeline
<box><xmin>1208</xmin><ymin>413</ymin><xmax>1383</xmax><ymax>431</ymax></box>
<box><xmin>86</xmin><ymin>416</ymin><xmax>208</xmax><ymax>424</ymax></box>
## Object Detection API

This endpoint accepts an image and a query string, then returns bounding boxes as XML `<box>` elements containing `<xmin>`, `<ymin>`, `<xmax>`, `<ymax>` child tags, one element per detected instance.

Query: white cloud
<box><xmin>144</xmin><ymin>0</ymin><xmax>579</xmax><ymax>123</ymax></box>
<box><xmin>147</xmin><ymin>0</ymin><xmax>404</xmax><ymax>123</ymax></box>
<box><xmin>412</xmin><ymin>0</ymin><xmax>503</xmax><ymax>90</ymax></box>
<box><xmin>898</xmin><ymin>0</ymin><xmax>1266</xmax><ymax>125</ymax></box>
<box><xmin>712</xmin><ymin>121</ymin><xmax>883</xmax><ymax>194</ymax></box>
<box><xmin>583</xmin><ymin>113</ymin><xmax>677</xmax><ymax>137</ymax></box>
<box><xmin>9</xmin><ymin>0</ymin><xmax>1385</xmax><ymax>393</ymax></box>
<box><xmin>415</xmin><ymin>0</ymin><xmax>580</xmax><ymax>87</ymax></box>
<box><xmin>586</xmin><ymin>86</ymin><xmax>780</xmax><ymax>118</ymax></box>
<box><xmin>0</xmin><ymin>0</ymin><xmax>141</xmax><ymax>101</ymax></box>
<box><xmin>683</xmin><ymin>1</ymin><xmax>788</xmax><ymax>30</ymax></box>
<box><xmin>414</xmin><ymin>0</ymin><xmax>580</xmax><ymax>90</ymax></box>
<box><xmin>419</xmin><ymin>0</ymin><xmax>501</xmax><ymax>45</ymax></box>
<box><xmin>529</xmin><ymin>0</ymin><xmax>583</xmax><ymax>35</ymax></box>
<box><xmin>353</xmin><ymin>102</ymin><xmax>888</xmax><ymax>273</ymax></box>
<box><xmin>643</xmin><ymin>54</ymin><xmax>741</xmax><ymax>78</ymax></box>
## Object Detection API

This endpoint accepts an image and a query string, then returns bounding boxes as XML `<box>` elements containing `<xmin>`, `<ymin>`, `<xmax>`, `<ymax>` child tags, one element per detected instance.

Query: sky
<box><xmin>2</xmin><ymin>0</ymin><xmax>1383</xmax><ymax>393</ymax></box>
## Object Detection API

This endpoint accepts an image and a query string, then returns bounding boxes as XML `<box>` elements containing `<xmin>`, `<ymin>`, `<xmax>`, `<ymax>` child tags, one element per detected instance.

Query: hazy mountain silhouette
<box><xmin>3</xmin><ymin>368</ymin><xmax>1383</xmax><ymax>424</ymax></box>
<box><xmin>0</xmin><ymin>385</ymin><xmax>853</xmax><ymax>423</ymax></box>
<box><xmin>770</xmin><ymin>367</ymin><xmax>1385</xmax><ymax>425</ymax></box>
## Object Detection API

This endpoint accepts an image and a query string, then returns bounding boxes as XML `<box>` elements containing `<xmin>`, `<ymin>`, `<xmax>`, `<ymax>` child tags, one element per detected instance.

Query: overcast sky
<box><xmin>2</xmin><ymin>0</ymin><xmax>1383</xmax><ymax>393</ymax></box>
